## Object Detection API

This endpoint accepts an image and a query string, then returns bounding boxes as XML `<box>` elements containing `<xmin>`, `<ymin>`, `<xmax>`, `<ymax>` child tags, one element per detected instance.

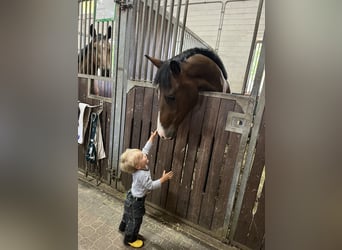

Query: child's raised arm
<box><xmin>148</xmin><ymin>130</ymin><xmax>158</xmax><ymax>143</ymax></box>
<box><xmin>142</xmin><ymin>130</ymin><xmax>159</xmax><ymax>155</ymax></box>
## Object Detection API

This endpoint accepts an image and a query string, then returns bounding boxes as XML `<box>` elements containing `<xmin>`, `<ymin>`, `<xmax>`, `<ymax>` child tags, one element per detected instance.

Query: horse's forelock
<box><xmin>154</xmin><ymin>61</ymin><xmax>172</xmax><ymax>90</ymax></box>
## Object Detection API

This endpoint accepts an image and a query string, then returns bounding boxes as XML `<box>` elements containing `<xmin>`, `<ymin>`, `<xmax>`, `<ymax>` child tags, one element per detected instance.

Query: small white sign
<box><xmin>96</xmin><ymin>0</ymin><xmax>116</xmax><ymax>21</ymax></box>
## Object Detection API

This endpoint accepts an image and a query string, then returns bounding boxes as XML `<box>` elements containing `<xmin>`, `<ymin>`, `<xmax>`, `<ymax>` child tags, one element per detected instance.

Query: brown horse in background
<box><xmin>145</xmin><ymin>47</ymin><xmax>230</xmax><ymax>139</ymax></box>
<box><xmin>78</xmin><ymin>24</ymin><xmax>112</xmax><ymax>77</ymax></box>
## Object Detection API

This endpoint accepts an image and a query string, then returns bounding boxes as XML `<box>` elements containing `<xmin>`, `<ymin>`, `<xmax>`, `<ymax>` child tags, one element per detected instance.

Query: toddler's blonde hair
<box><xmin>119</xmin><ymin>148</ymin><xmax>142</xmax><ymax>173</ymax></box>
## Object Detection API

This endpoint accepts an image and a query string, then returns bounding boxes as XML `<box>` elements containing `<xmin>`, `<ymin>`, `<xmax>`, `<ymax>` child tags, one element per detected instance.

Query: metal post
<box><xmin>137</xmin><ymin>0</ymin><xmax>148</xmax><ymax>79</ymax></box>
<box><xmin>108</xmin><ymin>0</ymin><xmax>134</xmax><ymax>188</ymax></box>
<box><xmin>241</xmin><ymin>0</ymin><xmax>264</xmax><ymax>93</ymax></box>
<box><xmin>163</xmin><ymin>0</ymin><xmax>174</xmax><ymax>60</ymax></box>
<box><xmin>178</xmin><ymin>0</ymin><xmax>189</xmax><ymax>53</ymax></box>
<box><xmin>149</xmin><ymin>0</ymin><xmax>161</xmax><ymax>80</ymax></box>
<box><xmin>229</xmin><ymin>74</ymin><xmax>265</xmax><ymax>240</ymax></box>
<box><xmin>171</xmin><ymin>0</ymin><xmax>182</xmax><ymax>57</ymax></box>
<box><xmin>143</xmin><ymin>0</ymin><xmax>154</xmax><ymax>79</ymax></box>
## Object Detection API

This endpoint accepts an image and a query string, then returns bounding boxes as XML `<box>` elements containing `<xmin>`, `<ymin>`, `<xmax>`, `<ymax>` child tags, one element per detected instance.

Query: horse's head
<box><xmin>145</xmin><ymin>49</ymin><xmax>230</xmax><ymax>139</ymax></box>
<box><xmin>90</xmin><ymin>24</ymin><xmax>112</xmax><ymax>77</ymax></box>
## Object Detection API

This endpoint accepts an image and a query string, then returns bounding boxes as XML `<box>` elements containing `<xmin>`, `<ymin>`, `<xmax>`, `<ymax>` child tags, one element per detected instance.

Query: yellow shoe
<box><xmin>128</xmin><ymin>239</ymin><xmax>144</xmax><ymax>248</ymax></box>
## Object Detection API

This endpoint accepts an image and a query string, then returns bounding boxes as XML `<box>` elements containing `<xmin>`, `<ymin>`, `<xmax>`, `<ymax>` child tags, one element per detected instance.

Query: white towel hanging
<box><xmin>78</xmin><ymin>102</ymin><xmax>102</xmax><ymax>144</ymax></box>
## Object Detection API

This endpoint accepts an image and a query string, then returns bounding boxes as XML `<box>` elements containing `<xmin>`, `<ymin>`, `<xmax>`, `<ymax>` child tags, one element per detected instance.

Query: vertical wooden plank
<box><xmin>175</xmin><ymin>96</ymin><xmax>208</xmax><ymax>218</ymax></box>
<box><xmin>159</xmin><ymin>138</ymin><xmax>176</xmax><ymax>209</ymax></box>
<box><xmin>146</xmin><ymin>89</ymin><xmax>160</xmax><ymax>202</ymax></box>
<box><xmin>78</xmin><ymin>78</ymin><xmax>87</xmax><ymax>171</ymax></box>
<box><xmin>99</xmin><ymin>105</ymin><xmax>107</xmax><ymax>181</ymax></box>
<box><xmin>165</xmin><ymin>113</ymin><xmax>191</xmax><ymax>213</ymax></box>
<box><xmin>211</xmin><ymin>103</ymin><xmax>242</xmax><ymax>230</ymax></box>
<box><xmin>104</xmin><ymin>101</ymin><xmax>112</xmax><ymax>183</ymax></box>
<box><xmin>101</xmin><ymin>101</ymin><xmax>112</xmax><ymax>183</ymax></box>
<box><xmin>186</xmin><ymin>97</ymin><xmax>221</xmax><ymax>224</ymax></box>
<box><xmin>233</xmin><ymin>114</ymin><xmax>265</xmax><ymax>249</ymax></box>
<box><xmin>78</xmin><ymin>77</ymin><xmax>88</xmax><ymax>101</ymax></box>
<box><xmin>198</xmin><ymin>99</ymin><xmax>236</xmax><ymax>228</ymax></box>
<box><xmin>121</xmin><ymin>88</ymin><xmax>135</xmax><ymax>190</ymax></box>
<box><xmin>139</xmin><ymin>87</ymin><xmax>154</xmax><ymax>149</ymax></box>
<box><xmin>131</xmin><ymin>87</ymin><xmax>145</xmax><ymax>148</ymax></box>
<box><xmin>78</xmin><ymin>144</ymin><xmax>85</xmax><ymax>171</ymax></box>
<box><xmin>78</xmin><ymin>76</ymin><xmax>89</xmax><ymax>171</ymax></box>
<box><xmin>123</xmin><ymin>88</ymin><xmax>135</xmax><ymax>150</ymax></box>
<box><xmin>151</xmin><ymin>137</ymin><xmax>175</xmax><ymax>207</ymax></box>
<box><xmin>233</xmin><ymin>184</ymin><xmax>265</xmax><ymax>250</ymax></box>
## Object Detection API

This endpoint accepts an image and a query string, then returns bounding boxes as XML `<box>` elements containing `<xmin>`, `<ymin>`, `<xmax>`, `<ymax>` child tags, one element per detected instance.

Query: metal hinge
<box><xmin>225</xmin><ymin>111</ymin><xmax>253</xmax><ymax>134</ymax></box>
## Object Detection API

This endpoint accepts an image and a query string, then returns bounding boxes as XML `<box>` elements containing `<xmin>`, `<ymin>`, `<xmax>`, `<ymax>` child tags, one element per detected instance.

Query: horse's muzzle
<box><xmin>157</xmin><ymin>127</ymin><xmax>175</xmax><ymax>140</ymax></box>
<box><xmin>160</xmin><ymin>135</ymin><xmax>174</xmax><ymax>140</ymax></box>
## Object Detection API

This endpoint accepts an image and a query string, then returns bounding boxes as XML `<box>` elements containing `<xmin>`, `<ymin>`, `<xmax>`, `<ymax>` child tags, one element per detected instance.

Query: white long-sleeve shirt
<box><xmin>131</xmin><ymin>141</ymin><xmax>161</xmax><ymax>197</ymax></box>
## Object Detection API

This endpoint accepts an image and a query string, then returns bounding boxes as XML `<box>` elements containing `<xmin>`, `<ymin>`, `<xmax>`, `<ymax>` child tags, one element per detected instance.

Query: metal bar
<box><xmin>149</xmin><ymin>0</ymin><xmax>161</xmax><ymax>80</ymax></box>
<box><xmin>214</xmin><ymin>1</ymin><xmax>226</xmax><ymax>52</ymax></box>
<box><xmin>78</xmin><ymin>1</ymin><xmax>83</xmax><ymax>73</ymax></box>
<box><xmin>91</xmin><ymin>3</ymin><xmax>96</xmax><ymax>75</ymax></box>
<box><xmin>86</xmin><ymin>0</ymin><xmax>91</xmax><ymax>74</ymax></box>
<box><xmin>178</xmin><ymin>0</ymin><xmax>189</xmax><ymax>53</ymax></box>
<box><xmin>87</xmin><ymin>17</ymin><xmax>96</xmax><ymax>75</ymax></box>
<box><xmin>228</xmin><ymin>75</ymin><xmax>265</xmax><ymax>240</ymax></box>
<box><xmin>109</xmin><ymin>19</ymin><xmax>115</xmax><ymax>78</ymax></box>
<box><xmin>109</xmin><ymin>1</ymin><xmax>134</xmax><ymax>188</ymax></box>
<box><xmin>163</xmin><ymin>0</ymin><xmax>174</xmax><ymax>59</ymax></box>
<box><xmin>157</xmin><ymin>0</ymin><xmax>167</xmax><ymax>60</ymax></box>
<box><xmin>83</xmin><ymin>0</ymin><xmax>88</xmax><ymax>74</ymax></box>
<box><xmin>143</xmin><ymin>0</ymin><xmax>154</xmax><ymax>80</ymax></box>
<box><xmin>82</xmin><ymin>1</ymin><xmax>87</xmax><ymax>74</ymax></box>
<box><xmin>215</xmin><ymin>0</ymin><xmax>252</xmax><ymax>52</ymax></box>
<box><xmin>100</xmin><ymin>22</ymin><xmax>105</xmax><ymax>76</ymax></box>
<box><xmin>108</xmin><ymin>4</ymin><xmax>120</xmax><ymax>185</ymax></box>
<box><xmin>131</xmin><ymin>0</ymin><xmax>141</xmax><ymax>79</ymax></box>
<box><xmin>103</xmin><ymin>21</ymin><xmax>108</xmax><ymax>77</ymax></box>
<box><xmin>171</xmin><ymin>0</ymin><xmax>182</xmax><ymax>57</ymax></box>
<box><xmin>250</xmin><ymin>36</ymin><xmax>265</xmax><ymax>97</ymax></box>
<box><xmin>78</xmin><ymin>74</ymin><xmax>115</xmax><ymax>82</ymax></box>
<box><xmin>241</xmin><ymin>0</ymin><xmax>264</xmax><ymax>94</ymax></box>
<box><xmin>137</xmin><ymin>0</ymin><xmax>148</xmax><ymax>79</ymax></box>
<box><xmin>108</xmin><ymin>20</ymin><xmax>111</xmax><ymax>77</ymax></box>
<box><xmin>222</xmin><ymin>96</ymin><xmax>255</xmax><ymax>239</ymax></box>
<box><xmin>94</xmin><ymin>22</ymin><xmax>99</xmax><ymax>75</ymax></box>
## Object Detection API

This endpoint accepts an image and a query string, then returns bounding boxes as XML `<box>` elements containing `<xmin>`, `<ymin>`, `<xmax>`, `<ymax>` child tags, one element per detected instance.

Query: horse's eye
<box><xmin>165</xmin><ymin>95</ymin><xmax>175</xmax><ymax>102</ymax></box>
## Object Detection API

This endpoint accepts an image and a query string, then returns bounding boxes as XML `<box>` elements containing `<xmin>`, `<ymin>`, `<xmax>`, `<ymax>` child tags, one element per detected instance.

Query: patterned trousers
<box><xmin>119</xmin><ymin>190</ymin><xmax>146</xmax><ymax>244</ymax></box>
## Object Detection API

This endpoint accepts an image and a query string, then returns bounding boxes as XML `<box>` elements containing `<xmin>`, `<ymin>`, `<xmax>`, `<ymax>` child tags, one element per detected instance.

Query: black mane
<box><xmin>154</xmin><ymin>47</ymin><xmax>227</xmax><ymax>89</ymax></box>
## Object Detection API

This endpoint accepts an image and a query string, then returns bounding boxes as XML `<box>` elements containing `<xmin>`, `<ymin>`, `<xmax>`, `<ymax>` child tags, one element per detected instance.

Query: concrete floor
<box><xmin>78</xmin><ymin>176</ymin><xmax>240</xmax><ymax>250</ymax></box>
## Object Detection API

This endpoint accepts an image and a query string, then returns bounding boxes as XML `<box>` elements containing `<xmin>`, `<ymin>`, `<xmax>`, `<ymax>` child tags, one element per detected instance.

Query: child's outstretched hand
<box><xmin>160</xmin><ymin>170</ymin><xmax>174</xmax><ymax>183</ymax></box>
<box><xmin>148</xmin><ymin>130</ymin><xmax>158</xmax><ymax>142</ymax></box>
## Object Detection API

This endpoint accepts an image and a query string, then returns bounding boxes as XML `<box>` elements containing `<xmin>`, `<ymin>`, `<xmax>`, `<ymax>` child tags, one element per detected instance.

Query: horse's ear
<box><xmin>145</xmin><ymin>55</ymin><xmax>163</xmax><ymax>68</ymax></box>
<box><xmin>170</xmin><ymin>60</ymin><xmax>181</xmax><ymax>75</ymax></box>
<box><xmin>107</xmin><ymin>26</ymin><xmax>112</xmax><ymax>39</ymax></box>
<box><xmin>90</xmin><ymin>24</ymin><xmax>96</xmax><ymax>38</ymax></box>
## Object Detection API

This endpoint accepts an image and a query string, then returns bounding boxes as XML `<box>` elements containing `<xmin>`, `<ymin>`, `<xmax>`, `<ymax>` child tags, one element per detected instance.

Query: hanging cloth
<box><xmin>85</xmin><ymin>112</ymin><xmax>106</xmax><ymax>162</ymax></box>
<box><xmin>86</xmin><ymin>113</ymin><xmax>98</xmax><ymax>163</ymax></box>
<box><xmin>78</xmin><ymin>102</ymin><xmax>101</xmax><ymax>144</ymax></box>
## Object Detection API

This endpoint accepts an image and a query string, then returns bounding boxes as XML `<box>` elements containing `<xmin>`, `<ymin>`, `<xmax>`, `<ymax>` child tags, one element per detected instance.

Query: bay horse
<box><xmin>78</xmin><ymin>24</ymin><xmax>112</xmax><ymax>77</ymax></box>
<box><xmin>145</xmin><ymin>47</ymin><xmax>230</xmax><ymax>139</ymax></box>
